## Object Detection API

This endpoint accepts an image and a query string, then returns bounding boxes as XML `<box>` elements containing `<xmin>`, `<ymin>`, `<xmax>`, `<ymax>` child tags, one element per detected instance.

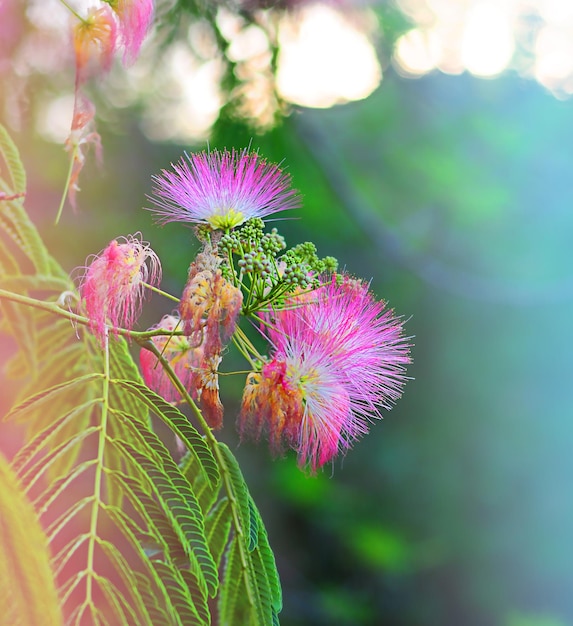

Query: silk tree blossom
<box><xmin>72</xmin><ymin>4</ymin><xmax>118</xmax><ymax>85</ymax></box>
<box><xmin>71</xmin><ymin>0</ymin><xmax>153</xmax><ymax>78</ymax></box>
<box><xmin>180</xmin><ymin>248</ymin><xmax>243</xmax><ymax>357</ymax></box>
<box><xmin>140</xmin><ymin>314</ymin><xmax>200</xmax><ymax>404</ymax></box>
<box><xmin>239</xmin><ymin>276</ymin><xmax>411</xmax><ymax>471</ymax></box>
<box><xmin>177</xmin><ymin>248</ymin><xmax>242</xmax><ymax>429</ymax></box>
<box><xmin>240</xmin><ymin>344</ymin><xmax>352</xmax><ymax>471</ymax></box>
<box><xmin>79</xmin><ymin>234</ymin><xmax>161</xmax><ymax>344</ymax></box>
<box><xmin>149</xmin><ymin>149</ymin><xmax>300</xmax><ymax>230</ymax></box>
<box><xmin>140</xmin><ymin>313</ymin><xmax>226</xmax><ymax>428</ymax></box>
<box><xmin>107</xmin><ymin>0</ymin><xmax>154</xmax><ymax>64</ymax></box>
<box><xmin>294</xmin><ymin>277</ymin><xmax>411</xmax><ymax>413</ymax></box>
<box><xmin>65</xmin><ymin>1</ymin><xmax>153</xmax><ymax>214</ymax></box>
<box><xmin>195</xmin><ymin>353</ymin><xmax>225</xmax><ymax>430</ymax></box>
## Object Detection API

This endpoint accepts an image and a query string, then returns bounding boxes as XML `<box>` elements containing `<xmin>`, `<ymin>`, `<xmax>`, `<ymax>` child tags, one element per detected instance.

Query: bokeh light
<box><xmin>394</xmin><ymin>0</ymin><xmax>573</xmax><ymax>97</ymax></box>
<box><xmin>276</xmin><ymin>4</ymin><xmax>381</xmax><ymax>108</ymax></box>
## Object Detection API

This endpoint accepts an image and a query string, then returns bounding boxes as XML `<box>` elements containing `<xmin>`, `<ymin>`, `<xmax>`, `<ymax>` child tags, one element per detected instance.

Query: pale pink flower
<box><xmin>239</xmin><ymin>276</ymin><xmax>411</xmax><ymax>471</ymax></box>
<box><xmin>79</xmin><ymin>235</ymin><xmax>161</xmax><ymax>344</ymax></box>
<box><xmin>72</xmin><ymin>4</ymin><xmax>118</xmax><ymax>84</ymax></box>
<box><xmin>140</xmin><ymin>314</ymin><xmax>200</xmax><ymax>404</ymax></box>
<box><xmin>109</xmin><ymin>0</ymin><xmax>154</xmax><ymax>64</ymax></box>
<box><xmin>0</xmin><ymin>0</ymin><xmax>24</xmax><ymax>75</ymax></box>
<box><xmin>149</xmin><ymin>148</ymin><xmax>300</xmax><ymax>229</ymax></box>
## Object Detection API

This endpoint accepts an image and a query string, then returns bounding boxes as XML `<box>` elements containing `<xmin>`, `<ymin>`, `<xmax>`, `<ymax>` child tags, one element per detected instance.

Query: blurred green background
<box><xmin>2</xmin><ymin>1</ymin><xmax>573</xmax><ymax>625</ymax></box>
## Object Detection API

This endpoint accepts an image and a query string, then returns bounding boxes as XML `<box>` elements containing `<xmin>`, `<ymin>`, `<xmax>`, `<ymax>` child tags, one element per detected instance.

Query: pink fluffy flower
<box><xmin>108</xmin><ymin>0</ymin><xmax>154</xmax><ymax>64</ymax></box>
<box><xmin>140</xmin><ymin>314</ymin><xmax>200</xmax><ymax>403</ymax></box>
<box><xmin>240</xmin><ymin>343</ymin><xmax>351</xmax><ymax>471</ymax></box>
<box><xmin>149</xmin><ymin>148</ymin><xmax>300</xmax><ymax>229</ymax></box>
<box><xmin>239</xmin><ymin>276</ymin><xmax>411</xmax><ymax>471</ymax></box>
<box><xmin>294</xmin><ymin>277</ymin><xmax>411</xmax><ymax>414</ymax></box>
<box><xmin>72</xmin><ymin>4</ymin><xmax>118</xmax><ymax>84</ymax></box>
<box><xmin>79</xmin><ymin>234</ymin><xmax>161</xmax><ymax>344</ymax></box>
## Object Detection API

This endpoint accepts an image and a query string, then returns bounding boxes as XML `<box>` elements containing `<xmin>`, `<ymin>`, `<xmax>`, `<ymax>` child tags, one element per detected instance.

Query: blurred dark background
<box><xmin>2</xmin><ymin>1</ymin><xmax>573</xmax><ymax>625</ymax></box>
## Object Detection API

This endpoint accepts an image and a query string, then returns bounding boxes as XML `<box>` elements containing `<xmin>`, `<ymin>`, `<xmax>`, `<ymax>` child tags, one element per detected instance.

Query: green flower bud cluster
<box><xmin>219</xmin><ymin>219</ymin><xmax>286</xmax><ymax>282</ymax></box>
<box><xmin>218</xmin><ymin>219</ymin><xmax>338</xmax><ymax>314</ymax></box>
<box><xmin>219</xmin><ymin>219</ymin><xmax>286</xmax><ymax>257</ymax></box>
<box><xmin>281</xmin><ymin>242</ymin><xmax>338</xmax><ymax>285</ymax></box>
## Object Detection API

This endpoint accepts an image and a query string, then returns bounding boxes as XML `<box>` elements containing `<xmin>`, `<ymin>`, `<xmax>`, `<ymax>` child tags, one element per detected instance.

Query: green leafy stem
<box><xmin>0</xmin><ymin>284</ymin><xmax>261</xmax><ymax>614</ymax></box>
<box><xmin>0</xmin><ymin>287</ymin><xmax>182</xmax><ymax>340</ymax></box>
<box><xmin>137</xmin><ymin>337</ymin><xmax>259</xmax><ymax>612</ymax></box>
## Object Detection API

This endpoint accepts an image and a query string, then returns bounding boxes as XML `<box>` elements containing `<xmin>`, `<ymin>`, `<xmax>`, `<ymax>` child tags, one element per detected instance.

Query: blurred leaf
<box><xmin>0</xmin><ymin>450</ymin><xmax>63</xmax><ymax>626</ymax></box>
<box><xmin>318</xmin><ymin>586</ymin><xmax>373</xmax><ymax>624</ymax></box>
<box><xmin>271</xmin><ymin>457</ymin><xmax>330</xmax><ymax>507</ymax></box>
<box><xmin>346</xmin><ymin>523</ymin><xmax>412</xmax><ymax>572</ymax></box>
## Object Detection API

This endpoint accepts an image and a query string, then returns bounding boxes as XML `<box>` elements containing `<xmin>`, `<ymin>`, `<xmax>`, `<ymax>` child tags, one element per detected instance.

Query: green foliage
<box><xmin>0</xmin><ymin>450</ymin><xmax>63</xmax><ymax>626</ymax></box>
<box><xmin>217</xmin><ymin>444</ymin><xmax>282</xmax><ymax>626</ymax></box>
<box><xmin>0</xmin><ymin>125</ymin><xmax>282</xmax><ymax>624</ymax></box>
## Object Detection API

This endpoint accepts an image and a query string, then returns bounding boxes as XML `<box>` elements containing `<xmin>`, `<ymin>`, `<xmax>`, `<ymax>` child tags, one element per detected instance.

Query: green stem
<box><xmin>243</xmin><ymin>273</ymin><xmax>256</xmax><ymax>313</ymax></box>
<box><xmin>0</xmin><ymin>287</ymin><xmax>181</xmax><ymax>340</ymax></box>
<box><xmin>141</xmin><ymin>281</ymin><xmax>180</xmax><ymax>303</ymax></box>
<box><xmin>85</xmin><ymin>328</ymin><xmax>110</xmax><ymax>608</ymax></box>
<box><xmin>233</xmin><ymin>324</ymin><xmax>262</xmax><ymax>366</ymax></box>
<box><xmin>59</xmin><ymin>0</ymin><xmax>86</xmax><ymax>22</ymax></box>
<box><xmin>55</xmin><ymin>145</ymin><xmax>78</xmax><ymax>225</ymax></box>
<box><xmin>226</xmin><ymin>248</ymin><xmax>239</xmax><ymax>288</ymax></box>
<box><xmin>231</xmin><ymin>335</ymin><xmax>254</xmax><ymax>367</ymax></box>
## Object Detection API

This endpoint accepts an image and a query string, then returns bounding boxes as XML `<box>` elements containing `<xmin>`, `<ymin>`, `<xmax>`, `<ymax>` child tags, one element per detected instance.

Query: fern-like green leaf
<box><xmin>248</xmin><ymin>542</ymin><xmax>275</xmax><ymax>625</ymax></box>
<box><xmin>0</xmin><ymin>122</ymin><xmax>26</xmax><ymax>193</ymax></box>
<box><xmin>0</xmin><ymin>451</ymin><xmax>63</xmax><ymax>626</ymax></box>
<box><xmin>205</xmin><ymin>496</ymin><xmax>232</xmax><ymax>570</ymax></box>
<box><xmin>5</xmin><ymin>323</ymin><xmax>83</xmax><ymax>382</ymax></box>
<box><xmin>218</xmin><ymin>536</ymin><xmax>249</xmax><ymax>626</ymax></box>
<box><xmin>250</xmin><ymin>503</ymin><xmax>282</xmax><ymax>615</ymax></box>
<box><xmin>180</xmin><ymin>451</ymin><xmax>220</xmax><ymax>516</ymax></box>
<box><xmin>117</xmin><ymin>436</ymin><xmax>218</xmax><ymax>598</ymax></box>
<box><xmin>179</xmin><ymin>568</ymin><xmax>211</xmax><ymax>625</ymax></box>
<box><xmin>216</xmin><ymin>443</ymin><xmax>283</xmax><ymax>626</ymax></box>
<box><xmin>0</xmin><ymin>298</ymin><xmax>40</xmax><ymax>378</ymax></box>
<box><xmin>152</xmin><ymin>561</ymin><xmax>207</xmax><ymax>626</ymax></box>
<box><xmin>3</xmin><ymin>373</ymin><xmax>102</xmax><ymax>423</ymax></box>
<box><xmin>0</xmin><ymin>238</ymin><xmax>20</xmax><ymax>275</ymax></box>
<box><xmin>5</xmin><ymin>351</ymin><xmax>218</xmax><ymax>624</ymax></box>
<box><xmin>11</xmin><ymin>398</ymin><xmax>100</xmax><ymax>474</ymax></box>
<box><xmin>0</xmin><ymin>200</ymin><xmax>51</xmax><ymax>274</ymax></box>
<box><xmin>247</xmin><ymin>495</ymin><xmax>260</xmax><ymax>551</ymax></box>
<box><xmin>114</xmin><ymin>378</ymin><xmax>220</xmax><ymax>487</ymax></box>
<box><xmin>107</xmin><ymin>339</ymin><xmax>150</xmax><ymax>427</ymax></box>
<box><xmin>218</xmin><ymin>443</ymin><xmax>252</xmax><ymax>538</ymax></box>
<box><xmin>98</xmin><ymin>539</ymin><xmax>156</xmax><ymax>625</ymax></box>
